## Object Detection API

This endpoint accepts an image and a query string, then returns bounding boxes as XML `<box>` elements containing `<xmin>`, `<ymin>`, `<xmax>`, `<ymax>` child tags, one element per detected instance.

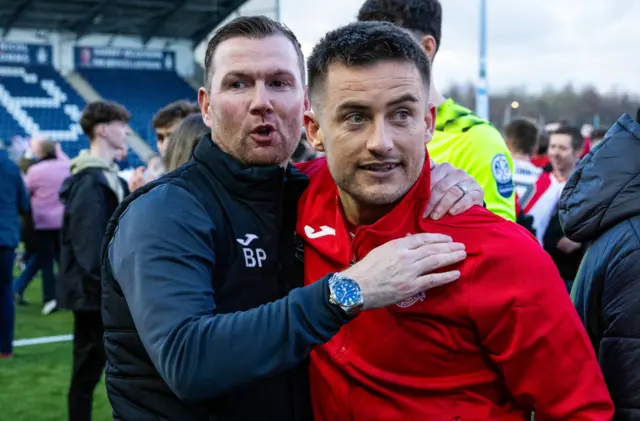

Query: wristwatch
<box><xmin>328</xmin><ymin>272</ymin><xmax>364</xmax><ymax>316</ymax></box>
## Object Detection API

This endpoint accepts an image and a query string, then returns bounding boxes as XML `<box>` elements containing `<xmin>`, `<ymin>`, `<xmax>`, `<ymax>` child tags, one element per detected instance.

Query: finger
<box><xmin>411</xmin><ymin>242</ymin><xmax>466</xmax><ymax>260</ymax></box>
<box><xmin>425</xmin><ymin>170</ymin><xmax>467</xmax><ymax>219</ymax></box>
<box><xmin>423</xmin><ymin>165</ymin><xmax>453</xmax><ymax>218</ymax></box>
<box><xmin>396</xmin><ymin>233</ymin><xmax>453</xmax><ymax>249</ymax></box>
<box><xmin>415</xmin><ymin>270</ymin><xmax>461</xmax><ymax>291</ymax></box>
<box><xmin>429</xmin><ymin>161</ymin><xmax>453</xmax><ymax>186</ymax></box>
<box><xmin>470</xmin><ymin>190</ymin><xmax>485</xmax><ymax>206</ymax></box>
<box><xmin>448</xmin><ymin>194</ymin><xmax>474</xmax><ymax>216</ymax></box>
<box><xmin>416</xmin><ymin>249</ymin><xmax>467</xmax><ymax>273</ymax></box>
<box><xmin>423</xmin><ymin>200</ymin><xmax>436</xmax><ymax>219</ymax></box>
<box><xmin>430</xmin><ymin>187</ymin><xmax>465</xmax><ymax>220</ymax></box>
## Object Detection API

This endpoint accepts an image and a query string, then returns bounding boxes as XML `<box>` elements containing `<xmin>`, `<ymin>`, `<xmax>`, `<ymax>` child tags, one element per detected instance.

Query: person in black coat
<box><xmin>558</xmin><ymin>112</ymin><xmax>640</xmax><ymax>421</ymax></box>
<box><xmin>58</xmin><ymin>100</ymin><xmax>131</xmax><ymax>421</ymax></box>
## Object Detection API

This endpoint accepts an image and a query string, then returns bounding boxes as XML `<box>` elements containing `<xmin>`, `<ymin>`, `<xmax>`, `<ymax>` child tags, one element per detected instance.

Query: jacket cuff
<box><xmin>300</xmin><ymin>274</ymin><xmax>352</xmax><ymax>336</ymax></box>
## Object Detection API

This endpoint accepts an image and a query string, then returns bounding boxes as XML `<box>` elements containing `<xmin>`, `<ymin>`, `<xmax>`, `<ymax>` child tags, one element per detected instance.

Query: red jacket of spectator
<box><xmin>296</xmin><ymin>157</ymin><xmax>613</xmax><ymax>421</ymax></box>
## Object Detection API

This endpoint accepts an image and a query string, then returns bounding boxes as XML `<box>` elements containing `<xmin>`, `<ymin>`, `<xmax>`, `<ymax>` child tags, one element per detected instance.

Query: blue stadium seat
<box><xmin>77</xmin><ymin>68</ymin><xmax>197</xmax><ymax>152</ymax></box>
<box><xmin>0</xmin><ymin>65</ymin><xmax>143</xmax><ymax>167</ymax></box>
<box><xmin>0</xmin><ymin>65</ymin><xmax>88</xmax><ymax>158</ymax></box>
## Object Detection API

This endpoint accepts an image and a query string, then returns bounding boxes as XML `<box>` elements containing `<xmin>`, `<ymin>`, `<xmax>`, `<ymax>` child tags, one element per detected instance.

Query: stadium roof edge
<box><xmin>0</xmin><ymin>0</ymin><xmax>249</xmax><ymax>46</ymax></box>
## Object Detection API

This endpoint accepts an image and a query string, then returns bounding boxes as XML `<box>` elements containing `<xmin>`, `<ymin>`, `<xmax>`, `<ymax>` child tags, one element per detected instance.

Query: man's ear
<box><xmin>424</xmin><ymin>103</ymin><xmax>437</xmax><ymax>145</ymax></box>
<box><xmin>421</xmin><ymin>35</ymin><xmax>438</xmax><ymax>62</ymax></box>
<box><xmin>304</xmin><ymin>111</ymin><xmax>325</xmax><ymax>152</ymax></box>
<box><xmin>303</xmin><ymin>87</ymin><xmax>311</xmax><ymax>113</ymax></box>
<box><xmin>94</xmin><ymin>123</ymin><xmax>106</xmax><ymax>139</ymax></box>
<box><xmin>198</xmin><ymin>87</ymin><xmax>212</xmax><ymax>128</ymax></box>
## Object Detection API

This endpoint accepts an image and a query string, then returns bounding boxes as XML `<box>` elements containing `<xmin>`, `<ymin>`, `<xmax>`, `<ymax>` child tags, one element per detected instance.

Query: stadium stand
<box><xmin>0</xmin><ymin>0</ymin><xmax>249</xmax><ymax>166</ymax></box>
<box><xmin>77</xmin><ymin>68</ymin><xmax>197</xmax><ymax>152</ymax></box>
<box><xmin>0</xmin><ymin>63</ymin><xmax>88</xmax><ymax>158</ymax></box>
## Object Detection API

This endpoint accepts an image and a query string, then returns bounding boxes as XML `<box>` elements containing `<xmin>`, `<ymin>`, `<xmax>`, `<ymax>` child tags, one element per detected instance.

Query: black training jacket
<box><xmin>101</xmin><ymin>134</ymin><xmax>349</xmax><ymax>421</ymax></box>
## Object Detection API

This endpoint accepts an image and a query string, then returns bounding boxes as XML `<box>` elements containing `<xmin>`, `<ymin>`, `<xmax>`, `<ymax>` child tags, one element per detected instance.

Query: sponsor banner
<box><xmin>74</xmin><ymin>46</ymin><xmax>175</xmax><ymax>71</ymax></box>
<box><xmin>0</xmin><ymin>42</ymin><xmax>52</xmax><ymax>66</ymax></box>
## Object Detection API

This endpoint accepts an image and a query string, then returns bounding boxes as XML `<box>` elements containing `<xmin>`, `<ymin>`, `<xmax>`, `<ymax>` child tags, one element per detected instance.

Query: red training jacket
<box><xmin>296</xmin><ymin>157</ymin><xmax>613</xmax><ymax>421</ymax></box>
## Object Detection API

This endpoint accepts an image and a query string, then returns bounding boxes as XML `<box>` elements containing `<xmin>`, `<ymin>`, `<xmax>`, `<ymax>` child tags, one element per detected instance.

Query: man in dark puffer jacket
<box><xmin>558</xmin><ymin>112</ymin><xmax>640</xmax><ymax>421</ymax></box>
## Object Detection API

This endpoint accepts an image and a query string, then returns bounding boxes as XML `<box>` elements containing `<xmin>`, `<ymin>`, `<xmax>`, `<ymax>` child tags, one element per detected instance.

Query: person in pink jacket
<box><xmin>14</xmin><ymin>137</ymin><xmax>70</xmax><ymax>315</ymax></box>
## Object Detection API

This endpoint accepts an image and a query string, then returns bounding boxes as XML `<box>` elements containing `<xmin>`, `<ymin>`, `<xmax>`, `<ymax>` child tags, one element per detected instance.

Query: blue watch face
<box><xmin>332</xmin><ymin>278</ymin><xmax>361</xmax><ymax>306</ymax></box>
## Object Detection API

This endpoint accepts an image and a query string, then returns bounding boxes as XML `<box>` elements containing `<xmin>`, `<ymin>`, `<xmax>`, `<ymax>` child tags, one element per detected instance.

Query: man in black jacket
<box><xmin>58</xmin><ymin>100</ymin><xmax>131</xmax><ymax>421</ymax></box>
<box><xmin>558</xmin><ymin>113</ymin><xmax>640</xmax><ymax>420</ymax></box>
<box><xmin>101</xmin><ymin>16</ymin><xmax>482</xmax><ymax>421</ymax></box>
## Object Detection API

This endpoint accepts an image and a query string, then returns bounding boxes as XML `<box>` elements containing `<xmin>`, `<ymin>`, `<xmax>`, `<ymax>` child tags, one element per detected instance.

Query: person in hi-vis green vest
<box><xmin>358</xmin><ymin>0</ymin><xmax>516</xmax><ymax>221</ymax></box>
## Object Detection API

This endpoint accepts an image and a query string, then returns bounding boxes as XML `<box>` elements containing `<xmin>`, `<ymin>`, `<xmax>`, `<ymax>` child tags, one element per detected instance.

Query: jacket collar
<box><xmin>348</xmin><ymin>157</ymin><xmax>432</xmax><ymax>257</ymax></box>
<box><xmin>298</xmin><ymin>155</ymin><xmax>432</xmax><ymax>266</ymax></box>
<box><xmin>192</xmin><ymin>134</ymin><xmax>308</xmax><ymax>203</ymax></box>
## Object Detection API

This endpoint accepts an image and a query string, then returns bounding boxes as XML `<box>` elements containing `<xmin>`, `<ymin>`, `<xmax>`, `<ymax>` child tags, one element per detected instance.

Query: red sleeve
<box><xmin>468</xmin><ymin>227</ymin><xmax>613</xmax><ymax>421</ymax></box>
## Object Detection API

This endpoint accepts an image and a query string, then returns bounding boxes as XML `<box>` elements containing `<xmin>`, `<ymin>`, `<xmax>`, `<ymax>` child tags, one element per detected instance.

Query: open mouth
<box><xmin>252</xmin><ymin>125</ymin><xmax>275</xmax><ymax>136</ymax></box>
<box><xmin>359</xmin><ymin>163</ymin><xmax>400</xmax><ymax>172</ymax></box>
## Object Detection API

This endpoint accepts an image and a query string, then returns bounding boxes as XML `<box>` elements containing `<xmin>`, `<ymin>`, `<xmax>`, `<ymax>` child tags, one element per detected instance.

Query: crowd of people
<box><xmin>1</xmin><ymin>0</ymin><xmax>639</xmax><ymax>420</ymax></box>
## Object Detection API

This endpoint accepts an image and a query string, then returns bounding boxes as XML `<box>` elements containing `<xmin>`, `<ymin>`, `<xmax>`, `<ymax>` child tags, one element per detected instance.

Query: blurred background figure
<box><xmin>531</xmin><ymin>130</ymin><xmax>551</xmax><ymax>170</ymax></box>
<box><xmin>0</xmin><ymin>140</ymin><xmax>29</xmax><ymax>358</ymax></box>
<box><xmin>539</xmin><ymin>126</ymin><xmax>585</xmax><ymax>290</ymax></box>
<box><xmin>128</xmin><ymin>100</ymin><xmax>200</xmax><ymax>191</ymax></box>
<box><xmin>504</xmin><ymin>118</ymin><xmax>540</xmax><ymax>235</ymax></box>
<box><xmin>162</xmin><ymin>113</ymin><xmax>208</xmax><ymax>172</ymax></box>
<box><xmin>559</xmin><ymin>113</ymin><xmax>640</xmax><ymax>419</ymax></box>
<box><xmin>152</xmin><ymin>100</ymin><xmax>201</xmax><ymax>158</ymax></box>
<box><xmin>57</xmin><ymin>100</ymin><xmax>131</xmax><ymax>421</ymax></box>
<box><xmin>504</xmin><ymin>117</ymin><xmax>541</xmax><ymax>208</ymax></box>
<box><xmin>14</xmin><ymin>137</ymin><xmax>70</xmax><ymax>315</ymax></box>
<box><xmin>291</xmin><ymin>128</ymin><xmax>320</xmax><ymax>163</ymax></box>
<box><xmin>145</xmin><ymin>155</ymin><xmax>166</xmax><ymax>179</ymax></box>
<box><xmin>588</xmin><ymin>128</ymin><xmax>608</xmax><ymax>149</ymax></box>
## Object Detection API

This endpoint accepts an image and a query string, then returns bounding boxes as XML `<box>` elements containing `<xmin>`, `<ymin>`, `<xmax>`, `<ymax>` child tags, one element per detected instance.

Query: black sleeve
<box><xmin>108</xmin><ymin>184</ymin><xmax>349</xmax><ymax>403</ymax></box>
<box><xmin>17</xmin><ymin>167</ymin><xmax>29</xmax><ymax>214</ymax></box>
<box><xmin>516</xmin><ymin>211</ymin><xmax>536</xmax><ymax>237</ymax></box>
<box><xmin>600</xmin><ymin>249</ymin><xmax>640</xmax><ymax>421</ymax></box>
<box><xmin>67</xmin><ymin>176</ymin><xmax>110</xmax><ymax>283</ymax></box>
<box><xmin>543</xmin><ymin>210</ymin><xmax>565</xmax><ymax>252</ymax></box>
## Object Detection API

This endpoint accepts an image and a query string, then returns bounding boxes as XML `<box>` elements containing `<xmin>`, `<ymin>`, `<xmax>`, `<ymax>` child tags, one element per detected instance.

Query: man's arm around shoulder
<box><xmin>108</xmin><ymin>183</ymin><xmax>349</xmax><ymax>403</ymax></box>
<box><xmin>469</xmin><ymin>235</ymin><xmax>613</xmax><ymax>420</ymax></box>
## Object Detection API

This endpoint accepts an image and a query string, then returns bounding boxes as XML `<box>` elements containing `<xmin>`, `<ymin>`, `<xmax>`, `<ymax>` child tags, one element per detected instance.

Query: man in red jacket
<box><xmin>296</xmin><ymin>21</ymin><xmax>614</xmax><ymax>421</ymax></box>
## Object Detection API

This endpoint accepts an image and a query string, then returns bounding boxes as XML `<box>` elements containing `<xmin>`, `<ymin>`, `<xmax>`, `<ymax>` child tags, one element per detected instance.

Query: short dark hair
<box><xmin>357</xmin><ymin>0</ymin><xmax>443</xmax><ymax>52</ymax></box>
<box><xmin>152</xmin><ymin>100</ymin><xmax>200</xmax><ymax>129</ymax></box>
<box><xmin>590</xmin><ymin>128</ymin><xmax>607</xmax><ymax>141</ymax></box>
<box><xmin>504</xmin><ymin>118</ymin><xmax>539</xmax><ymax>155</ymax></box>
<box><xmin>79</xmin><ymin>100</ymin><xmax>130</xmax><ymax>140</ymax></box>
<box><xmin>536</xmin><ymin>130</ymin><xmax>549</xmax><ymax>155</ymax></box>
<box><xmin>553</xmin><ymin>125</ymin><xmax>584</xmax><ymax>152</ymax></box>
<box><xmin>203</xmin><ymin>15</ymin><xmax>305</xmax><ymax>88</ymax></box>
<box><xmin>307</xmin><ymin>21</ymin><xmax>431</xmax><ymax>109</ymax></box>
